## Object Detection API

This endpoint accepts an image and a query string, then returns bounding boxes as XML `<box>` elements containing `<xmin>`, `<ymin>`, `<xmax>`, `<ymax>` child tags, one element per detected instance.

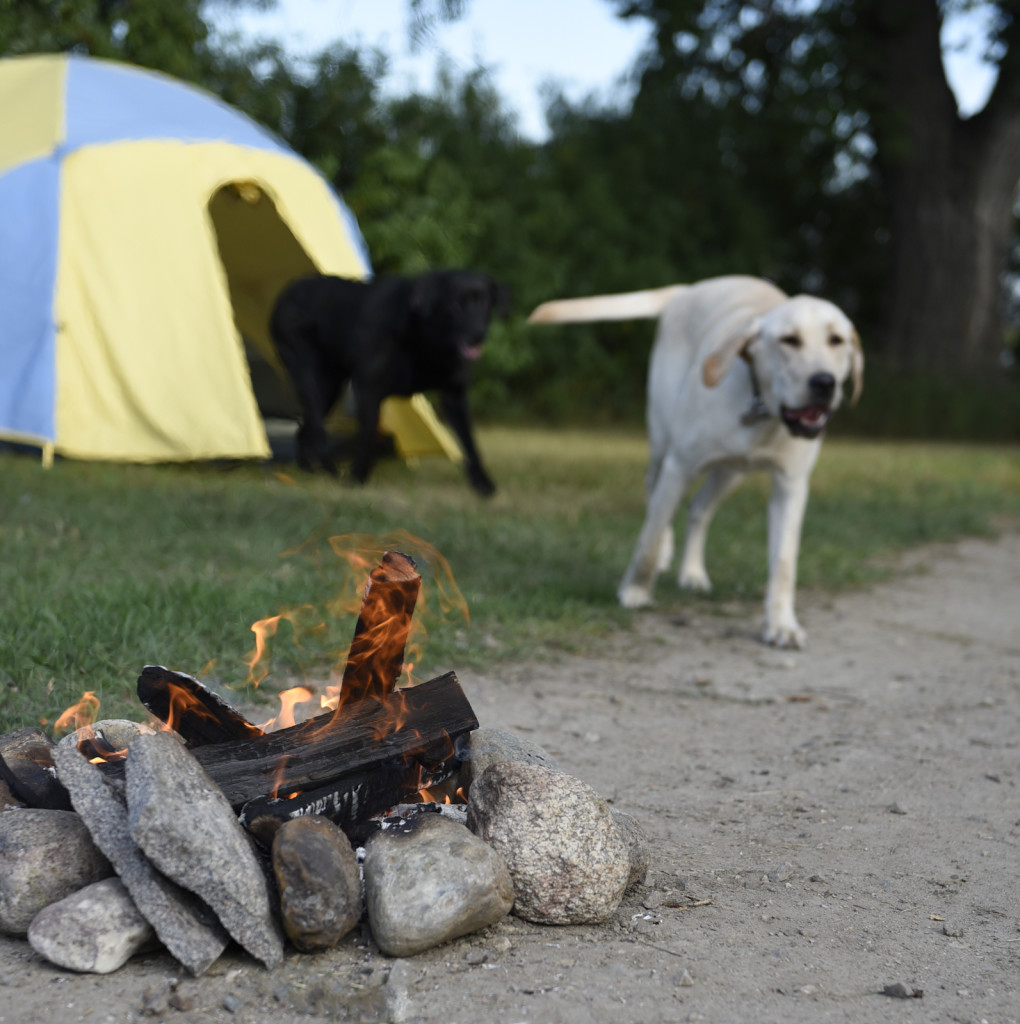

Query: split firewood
<box><xmin>240</xmin><ymin>741</ymin><xmax>459</xmax><ymax>841</ymax></box>
<box><xmin>0</xmin><ymin>726</ymin><xmax>71</xmax><ymax>810</ymax></box>
<box><xmin>338</xmin><ymin>550</ymin><xmax>421</xmax><ymax>706</ymax></box>
<box><xmin>185</xmin><ymin>670</ymin><xmax>476</xmax><ymax>810</ymax></box>
<box><xmin>137</xmin><ymin>666</ymin><xmax>264</xmax><ymax>747</ymax></box>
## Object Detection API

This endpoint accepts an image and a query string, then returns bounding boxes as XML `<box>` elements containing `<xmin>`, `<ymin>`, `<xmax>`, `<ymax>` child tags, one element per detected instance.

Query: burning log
<box><xmin>240</xmin><ymin>744</ymin><xmax>458</xmax><ymax>840</ymax></box>
<box><xmin>338</xmin><ymin>550</ymin><xmax>421</xmax><ymax>705</ymax></box>
<box><xmin>0</xmin><ymin>727</ymin><xmax>70</xmax><ymax>811</ymax></box>
<box><xmin>136</xmin><ymin>666</ymin><xmax>264</xmax><ymax>747</ymax></box>
<box><xmin>188</xmin><ymin>670</ymin><xmax>476</xmax><ymax>811</ymax></box>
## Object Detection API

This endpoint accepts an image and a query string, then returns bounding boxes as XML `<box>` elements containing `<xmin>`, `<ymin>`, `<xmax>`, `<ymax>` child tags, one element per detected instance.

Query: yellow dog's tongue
<box><xmin>797</xmin><ymin>405</ymin><xmax>828</xmax><ymax>426</ymax></box>
<box><xmin>782</xmin><ymin>404</ymin><xmax>830</xmax><ymax>436</ymax></box>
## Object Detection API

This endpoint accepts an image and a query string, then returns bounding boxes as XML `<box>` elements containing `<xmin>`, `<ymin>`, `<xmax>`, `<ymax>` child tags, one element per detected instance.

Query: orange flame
<box><xmin>325</xmin><ymin>532</ymin><xmax>469</xmax><ymax>677</ymax></box>
<box><xmin>267</xmin><ymin>753</ymin><xmax>293</xmax><ymax>800</ymax></box>
<box><xmin>240</xmin><ymin>531</ymin><xmax>468</xmax><ymax>707</ymax></box>
<box><xmin>257</xmin><ymin>686</ymin><xmax>314</xmax><ymax>733</ymax></box>
<box><xmin>53</xmin><ymin>691</ymin><xmax>100</xmax><ymax>736</ymax></box>
<box><xmin>243</xmin><ymin>605</ymin><xmax>324</xmax><ymax>687</ymax></box>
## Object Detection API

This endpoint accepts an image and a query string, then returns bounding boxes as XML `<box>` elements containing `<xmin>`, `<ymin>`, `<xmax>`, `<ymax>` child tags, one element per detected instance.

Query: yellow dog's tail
<box><xmin>527</xmin><ymin>285</ymin><xmax>686</xmax><ymax>324</ymax></box>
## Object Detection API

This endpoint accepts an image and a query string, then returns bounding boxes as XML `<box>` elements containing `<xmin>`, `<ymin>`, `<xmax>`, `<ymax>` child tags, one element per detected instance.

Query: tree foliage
<box><xmin>3</xmin><ymin>0</ymin><xmax>1019</xmax><ymax>434</ymax></box>
<box><xmin>611</xmin><ymin>0</ymin><xmax>1020</xmax><ymax>376</ymax></box>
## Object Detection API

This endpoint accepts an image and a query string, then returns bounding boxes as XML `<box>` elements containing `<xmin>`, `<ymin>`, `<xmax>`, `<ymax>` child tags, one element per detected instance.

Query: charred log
<box><xmin>0</xmin><ymin>727</ymin><xmax>71</xmax><ymax>810</ymax></box>
<box><xmin>170</xmin><ymin>671</ymin><xmax>476</xmax><ymax>810</ymax></box>
<box><xmin>137</xmin><ymin>666</ymin><xmax>264</xmax><ymax>747</ymax></box>
<box><xmin>240</xmin><ymin>744</ymin><xmax>459</xmax><ymax>841</ymax></box>
<box><xmin>338</xmin><ymin>550</ymin><xmax>421</xmax><ymax>706</ymax></box>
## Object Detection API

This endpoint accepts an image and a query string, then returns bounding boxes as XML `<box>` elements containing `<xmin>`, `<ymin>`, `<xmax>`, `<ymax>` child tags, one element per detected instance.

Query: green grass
<box><xmin>2</xmin><ymin>429</ymin><xmax>1018</xmax><ymax>733</ymax></box>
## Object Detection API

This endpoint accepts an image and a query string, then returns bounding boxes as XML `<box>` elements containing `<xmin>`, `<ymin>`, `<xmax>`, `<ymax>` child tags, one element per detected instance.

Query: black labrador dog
<box><xmin>270</xmin><ymin>270</ymin><xmax>509</xmax><ymax>495</ymax></box>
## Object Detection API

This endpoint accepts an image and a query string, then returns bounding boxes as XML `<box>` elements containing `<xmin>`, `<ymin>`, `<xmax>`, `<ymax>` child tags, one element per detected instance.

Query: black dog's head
<box><xmin>409</xmin><ymin>270</ymin><xmax>511</xmax><ymax>363</ymax></box>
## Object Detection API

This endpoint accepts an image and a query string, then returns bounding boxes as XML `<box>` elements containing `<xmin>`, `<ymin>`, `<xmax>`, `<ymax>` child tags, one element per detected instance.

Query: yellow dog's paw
<box><xmin>763</xmin><ymin>619</ymin><xmax>806</xmax><ymax>649</ymax></box>
<box><xmin>678</xmin><ymin>567</ymin><xmax>712</xmax><ymax>593</ymax></box>
<box><xmin>618</xmin><ymin>584</ymin><xmax>654</xmax><ymax>609</ymax></box>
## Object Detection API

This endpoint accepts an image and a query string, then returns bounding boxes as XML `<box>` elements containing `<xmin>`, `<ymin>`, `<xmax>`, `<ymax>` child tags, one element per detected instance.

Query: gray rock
<box><xmin>52</xmin><ymin>743</ymin><xmax>229</xmax><ymax>975</ymax></box>
<box><xmin>460</xmin><ymin>728</ymin><xmax>561</xmax><ymax>790</ymax></box>
<box><xmin>882</xmin><ymin>981</ymin><xmax>923</xmax><ymax>999</ymax></box>
<box><xmin>384</xmin><ymin>959</ymin><xmax>420</xmax><ymax>1023</ymax></box>
<box><xmin>57</xmin><ymin>719</ymin><xmax>155</xmax><ymax>754</ymax></box>
<box><xmin>126</xmin><ymin>731</ymin><xmax>284</xmax><ymax>968</ymax></box>
<box><xmin>767</xmin><ymin>861</ymin><xmax>795</xmax><ymax>883</ymax></box>
<box><xmin>364</xmin><ymin>813</ymin><xmax>513</xmax><ymax>957</ymax></box>
<box><xmin>611</xmin><ymin>809</ymin><xmax>651</xmax><ymax>889</ymax></box>
<box><xmin>27</xmin><ymin>877</ymin><xmax>154</xmax><ymax>973</ymax></box>
<box><xmin>467</xmin><ymin>762</ymin><xmax>630</xmax><ymax>925</ymax></box>
<box><xmin>272</xmin><ymin>815</ymin><xmax>362</xmax><ymax>951</ymax></box>
<box><xmin>0</xmin><ymin>808</ymin><xmax>112</xmax><ymax>936</ymax></box>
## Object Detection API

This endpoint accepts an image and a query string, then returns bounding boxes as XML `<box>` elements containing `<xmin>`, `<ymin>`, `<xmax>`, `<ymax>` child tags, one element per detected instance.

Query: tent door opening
<box><xmin>207</xmin><ymin>181</ymin><xmax>313</xmax><ymax>456</ymax></box>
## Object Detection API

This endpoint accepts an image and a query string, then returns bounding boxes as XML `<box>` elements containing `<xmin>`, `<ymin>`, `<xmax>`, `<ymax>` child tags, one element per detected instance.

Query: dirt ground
<box><xmin>1</xmin><ymin>533</ymin><xmax>1017</xmax><ymax>1024</ymax></box>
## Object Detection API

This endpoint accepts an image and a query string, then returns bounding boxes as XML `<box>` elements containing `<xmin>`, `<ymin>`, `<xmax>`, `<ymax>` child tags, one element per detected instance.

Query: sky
<box><xmin>213</xmin><ymin>0</ymin><xmax>998</xmax><ymax>141</ymax></box>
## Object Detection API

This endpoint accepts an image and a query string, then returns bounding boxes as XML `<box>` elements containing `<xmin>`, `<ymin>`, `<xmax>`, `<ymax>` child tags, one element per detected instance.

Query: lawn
<box><xmin>2</xmin><ymin>428</ymin><xmax>1018</xmax><ymax>733</ymax></box>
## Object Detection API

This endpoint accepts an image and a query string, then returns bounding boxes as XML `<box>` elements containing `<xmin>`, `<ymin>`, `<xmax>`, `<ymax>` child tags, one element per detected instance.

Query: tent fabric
<box><xmin>0</xmin><ymin>53</ymin><xmax>460</xmax><ymax>465</ymax></box>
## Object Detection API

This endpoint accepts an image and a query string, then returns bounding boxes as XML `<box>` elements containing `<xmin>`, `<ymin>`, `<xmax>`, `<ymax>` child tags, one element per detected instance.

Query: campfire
<box><xmin>0</xmin><ymin>549</ymin><xmax>648</xmax><ymax>979</ymax></box>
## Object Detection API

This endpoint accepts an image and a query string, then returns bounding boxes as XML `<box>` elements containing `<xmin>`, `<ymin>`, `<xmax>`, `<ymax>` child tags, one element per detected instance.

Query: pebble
<box><xmin>767</xmin><ymin>861</ymin><xmax>795</xmax><ymax>882</ymax></box>
<box><xmin>222</xmin><ymin>992</ymin><xmax>243</xmax><ymax>1013</ymax></box>
<box><xmin>882</xmin><ymin>981</ymin><xmax>922</xmax><ymax>999</ymax></box>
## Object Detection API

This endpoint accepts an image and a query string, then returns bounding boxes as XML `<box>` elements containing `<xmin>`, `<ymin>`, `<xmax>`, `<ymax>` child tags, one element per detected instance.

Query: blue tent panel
<box><xmin>0</xmin><ymin>157</ymin><xmax>59</xmax><ymax>442</ymax></box>
<box><xmin>65</xmin><ymin>56</ymin><xmax>288</xmax><ymax>154</ymax></box>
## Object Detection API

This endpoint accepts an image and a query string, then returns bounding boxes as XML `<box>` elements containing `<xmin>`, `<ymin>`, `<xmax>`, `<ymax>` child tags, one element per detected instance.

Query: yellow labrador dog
<box><xmin>529</xmin><ymin>275</ymin><xmax>863</xmax><ymax>648</ymax></box>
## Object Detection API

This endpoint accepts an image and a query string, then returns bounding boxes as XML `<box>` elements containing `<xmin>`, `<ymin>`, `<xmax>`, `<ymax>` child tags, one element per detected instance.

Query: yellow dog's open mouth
<box><xmin>781</xmin><ymin>404</ymin><xmax>831</xmax><ymax>438</ymax></box>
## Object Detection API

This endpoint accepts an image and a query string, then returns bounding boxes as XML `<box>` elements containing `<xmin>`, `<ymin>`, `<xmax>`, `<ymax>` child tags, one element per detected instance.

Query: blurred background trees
<box><xmin>3</xmin><ymin>0</ymin><xmax>1018</xmax><ymax>436</ymax></box>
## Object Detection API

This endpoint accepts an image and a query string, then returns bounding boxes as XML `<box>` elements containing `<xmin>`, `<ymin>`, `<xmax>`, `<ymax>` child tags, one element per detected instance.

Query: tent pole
<box><xmin>42</xmin><ymin>442</ymin><xmax>54</xmax><ymax>470</ymax></box>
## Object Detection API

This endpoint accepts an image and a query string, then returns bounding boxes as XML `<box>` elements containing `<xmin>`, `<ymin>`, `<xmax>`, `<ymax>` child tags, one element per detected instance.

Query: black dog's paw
<box><xmin>467</xmin><ymin>465</ymin><xmax>496</xmax><ymax>498</ymax></box>
<box><xmin>350</xmin><ymin>461</ymin><xmax>373</xmax><ymax>485</ymax></box>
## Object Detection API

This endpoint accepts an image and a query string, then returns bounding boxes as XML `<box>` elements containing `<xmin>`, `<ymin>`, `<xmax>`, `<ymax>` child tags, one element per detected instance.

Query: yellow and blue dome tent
<box><xmin>0</xmin><ymin>53</ymin><xmax>459</xmax><ymax>467</ymax></box>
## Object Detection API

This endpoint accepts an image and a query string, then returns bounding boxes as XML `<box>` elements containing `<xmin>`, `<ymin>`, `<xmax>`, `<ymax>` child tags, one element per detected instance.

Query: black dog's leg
<box><xmin>350</xmin><ymin>386</ymin><xmax>384</xmax><ymax>484</ymax></box>
<box><xmin>439</xmin><ymin>389</ymin><xmax>495</xmax><ymax>497</ymax></box>
<box><xmin>276</xmin><ymin>345</ymin><xmax>339</xmax><ymax>475</ymax></box>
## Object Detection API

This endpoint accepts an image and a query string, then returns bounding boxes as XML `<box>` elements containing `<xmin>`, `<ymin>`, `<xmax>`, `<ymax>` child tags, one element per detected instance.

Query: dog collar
<box><xmin>740</xmin><ymin>355</ymin><xmax>771</xmax><ymax>426</ymax></box>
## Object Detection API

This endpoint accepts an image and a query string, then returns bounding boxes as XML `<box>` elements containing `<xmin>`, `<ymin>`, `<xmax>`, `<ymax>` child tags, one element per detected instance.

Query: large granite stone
<box><xmin>27</xmin><ymin>877</ymin><xmax>154</xmax><ymax>973</ymax></box>
<box><xmin>0</xmin><ymin>808</ymin><xmax>112</xmax><ymax>936</ymax></box>
<box><xmin>612</xmin><ymin>809</ymin><xmax>652</xmax><ymax>889</ymax></box>
<box><xmin>364</xmin><ymin>813</ymin><xmax>513</xmax><ymax>957</ymax></box>
<box><xmin>125</xmin><ymin>731</ymin><xmax>284</xmax><ymax>968</ymax></box>
<box><xmin>272</xmin><ymin>815</ymin><xmax>362</xmax><ymax>952</ymax></box>
<box><xmin>53</xmin><ymin>743</ymin><xmax>229</xmax><ymax>975</ymax></box>
<box><xmin>467</xmin><ymin>762</ymin><xmax>630</xmax><ymax>925</ymax></box>
<box><xmin>459</xmin><ymin>727</ymin><xmax>562</xmax><ymax>791</ymax></box>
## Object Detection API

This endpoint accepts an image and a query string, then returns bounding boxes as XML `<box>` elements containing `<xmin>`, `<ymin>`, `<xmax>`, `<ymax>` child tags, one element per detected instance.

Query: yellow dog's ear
<box><xmin>702</xmin><ymin>317</ymin><xmax>760</xmax><ymax>388</ymax></box>
<box><xmin>849</xmin><ymin>329</ymin><xmax>864</xmax><ymax>405</ymax></box>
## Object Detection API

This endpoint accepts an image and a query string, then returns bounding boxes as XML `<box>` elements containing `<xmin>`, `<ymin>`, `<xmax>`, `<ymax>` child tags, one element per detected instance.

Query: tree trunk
<box><xmin>859</xmin><ymin>0</ymin><xmax>1020</xmax><ymax>375</ymax></box>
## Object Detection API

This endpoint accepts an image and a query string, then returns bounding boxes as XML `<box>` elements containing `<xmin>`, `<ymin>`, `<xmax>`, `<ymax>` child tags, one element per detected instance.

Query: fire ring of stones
<box><xmin>0</xmin><ymin>552</ymin><xmax>650</xmax><ymax>977</ymax></box>
<box><xmin>1</xmin><ymin>722</ymin><xmax>649</xmax><ymax>975</ymax></box>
